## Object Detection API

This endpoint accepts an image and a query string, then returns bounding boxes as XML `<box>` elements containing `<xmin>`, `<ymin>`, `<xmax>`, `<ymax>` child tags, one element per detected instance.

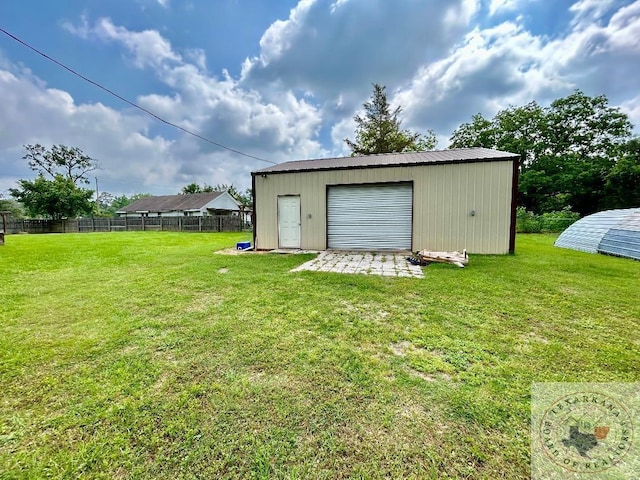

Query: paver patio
<box><xmin>291</xmin><ymin>251</ymin><xmax>424</xmax><ymax>278</ymax></box>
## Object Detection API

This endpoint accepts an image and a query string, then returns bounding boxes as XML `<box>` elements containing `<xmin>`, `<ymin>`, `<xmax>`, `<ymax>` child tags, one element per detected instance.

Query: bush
<box><xmin>516</xmin><ymin>207</ymin><xmax>579</xmax><ymax>233</ymax></box>
<box><xmin>516</xmin><ymin>207</ymin><xmax>541</xmax><ymax>233</ymax></box>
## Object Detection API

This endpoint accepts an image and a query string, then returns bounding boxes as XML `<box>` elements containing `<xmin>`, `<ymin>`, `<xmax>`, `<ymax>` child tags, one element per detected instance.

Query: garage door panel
<box><xmin>327</xmin><ymin>184</ymin><xmax>412</xmax><ymax>250</ymax></box>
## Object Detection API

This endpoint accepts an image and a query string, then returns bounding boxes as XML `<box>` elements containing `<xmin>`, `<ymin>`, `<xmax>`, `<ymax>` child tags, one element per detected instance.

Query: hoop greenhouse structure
<box><xmin>555</xmin><ymin>208</ymin><xmax>640</xmax><ymax>260</ymax></box>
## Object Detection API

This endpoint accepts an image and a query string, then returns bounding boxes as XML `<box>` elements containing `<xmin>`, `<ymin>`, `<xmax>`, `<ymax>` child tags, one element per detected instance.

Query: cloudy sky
<box><xmin>1</xmin><ymin>0</ymin><xmax>639</xmax><ymax>197</ymax></box>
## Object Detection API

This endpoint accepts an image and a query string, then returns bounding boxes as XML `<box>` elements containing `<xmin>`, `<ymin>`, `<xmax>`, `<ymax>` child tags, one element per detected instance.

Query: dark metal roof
<box><xmin>253</xmin><ymin>148</ymin><xmax>519</xmax><ymax>175</ymax></box>
<box><xmin>117</xmin><ymin>192</ymin><xmax>224</xmax><ymax>213</ymax></box>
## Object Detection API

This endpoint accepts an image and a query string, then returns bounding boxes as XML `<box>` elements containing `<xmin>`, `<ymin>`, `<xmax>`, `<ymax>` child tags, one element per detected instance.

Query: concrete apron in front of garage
<box><xmin>291</xmin><ymin>251</ymin><xmax>424</xmax><ymax>278</ymax></box>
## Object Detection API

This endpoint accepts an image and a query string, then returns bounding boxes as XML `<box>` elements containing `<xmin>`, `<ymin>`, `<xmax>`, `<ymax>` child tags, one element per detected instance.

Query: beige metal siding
<box><xmin>254</xmin><ymin>161</ymin><xmax>514</xmax><ymax>253</ymax></box>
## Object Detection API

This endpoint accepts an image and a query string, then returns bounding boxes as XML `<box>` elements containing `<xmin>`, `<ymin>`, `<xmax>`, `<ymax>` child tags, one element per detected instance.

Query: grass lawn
<box><xmin>1</xmin><ymin>232</ymin><xmax>638</xmax><ymax>479</ymax></box>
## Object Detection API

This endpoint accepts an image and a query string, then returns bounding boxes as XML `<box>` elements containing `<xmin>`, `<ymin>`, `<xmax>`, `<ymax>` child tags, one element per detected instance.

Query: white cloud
<box><xmin>620</xmin><ymin>94</ymin><xmax>640</xmax><ymax>129</ymax></box>
<box><xmin>241</xmin><ymin>0</ymin><xmax>481</xmax><ymax>104</ymax></box>
<box><xmin>185</xmin><ymin>48</ymin><xmax>207</xmax><ymax>72</ymax></box>
<box><xmin>393</xmin><ymin>21</ymin><xmax>568</xmax><ymax>139</ymax></box>
<box><xmin>330</xmin><ymin>116</ymin><xmax>356</xmax><ymax>157</ymax></box>
<box><xmin>66</xmin><ymin>17</ymin><xmax>182</xmax><ymax>69</ymax></box>
<box><xmin>392</xmin><ymin>0</ymin><xmax>640</xmax><ymax>143</ymax></box>
<box><xmin>569</xmin><ymin>0</ymin><xmax>619</xmax><ymax>26</ymax></box>
<box><xmin>0</xmin><ymin>64</ymin><xmax>176</xmax><ymax>195</ymax></box>
<box><xmin>488</xmin><ymin>0</ymin><xmax>520</xmax><ymax>16</ymax></box>
<box><xmin>95</xmin><ymin>18</ymin><xmax>181</xmax><ymax>69</ymax></box>
<box><xmin>57</xmin><ymin>18</ymin><xmax>328</xmax><ymax>189</ymax></box>
<box><xmin>255</xmin><ymin>0</ymin><xmax>316</xmax><ymax>65</ymax></box>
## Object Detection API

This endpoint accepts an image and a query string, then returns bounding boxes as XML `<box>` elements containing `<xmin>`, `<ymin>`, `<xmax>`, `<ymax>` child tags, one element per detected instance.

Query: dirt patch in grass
<box><xmin>406</xmin><ymin>367</ymin><xmax>437</xmax><ymax>382</ymax></box>
<box><xmin>214</xmin><ymin>247</ymin><xmax>271</xmax><ymax>255</ymax></box>
<box><xmin>185</xmin><ymin>292</ymin><xmax>224</xmax><ymax>313</ymax></box>
<box><xmin>152</xmin><ymin>371</ymin><xmax>170</xmax><ymax>392</ymax></box>
<box><xmin>389</xmin><ymin>340</ymin><xmax>412</xmax><ymax>357</ymax></box>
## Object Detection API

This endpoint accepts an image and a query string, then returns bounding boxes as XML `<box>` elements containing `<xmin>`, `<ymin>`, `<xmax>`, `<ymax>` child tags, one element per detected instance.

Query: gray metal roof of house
<box><xmin>555</xmin><ymin>208</ymin><xmax>640</xmax><ymax>260</ymax></box>
<box><xmin>117</xmin><ymin>192</ymin><xmax>224</xmax><ymax>213</ymax></box>
<box><xmin>253</xmin><ymin>148</ymin><xmax>519</xmax><ymax>174</ymax></box>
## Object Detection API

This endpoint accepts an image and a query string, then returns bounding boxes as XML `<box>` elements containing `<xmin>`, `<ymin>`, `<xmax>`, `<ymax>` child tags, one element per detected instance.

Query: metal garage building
<box><xmin>251</xmin><ymin>148</ymin><xmax>520</xmax><ymax>254</ymax></box>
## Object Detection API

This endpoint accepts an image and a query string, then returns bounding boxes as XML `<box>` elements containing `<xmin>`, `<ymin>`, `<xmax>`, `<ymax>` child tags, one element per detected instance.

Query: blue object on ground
<box><xmin>236</xmin><ymin>241</ymin><xmax>251</xmax><ymax>250</ymax></box>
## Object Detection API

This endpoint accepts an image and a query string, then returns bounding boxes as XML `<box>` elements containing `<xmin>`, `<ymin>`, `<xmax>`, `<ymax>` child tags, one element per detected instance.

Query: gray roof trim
<box><xmin>252</xmin><ymin>148</ymin><xmax>519</xmax><ymax>175</ymax></box>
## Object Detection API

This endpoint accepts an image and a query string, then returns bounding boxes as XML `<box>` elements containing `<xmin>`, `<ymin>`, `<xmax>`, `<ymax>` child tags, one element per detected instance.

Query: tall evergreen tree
<box><xmin>345</xmin><ymin>84</ymin><xmax>436</xmax><ymax>155</ymax></box>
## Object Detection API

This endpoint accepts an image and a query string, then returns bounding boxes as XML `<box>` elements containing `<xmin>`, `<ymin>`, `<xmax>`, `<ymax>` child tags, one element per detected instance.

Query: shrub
<box><xmin>516</xmin><ymin>207</ymin><xmax>579</xmax><ymax>233</ymax></box>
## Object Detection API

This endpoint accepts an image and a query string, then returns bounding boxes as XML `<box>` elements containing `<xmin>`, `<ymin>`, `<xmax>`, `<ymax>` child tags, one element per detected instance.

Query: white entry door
<box><xmin>278</xmin><ymin>195</ymin><xmax>301</xmax><ymax>248</ymax></box>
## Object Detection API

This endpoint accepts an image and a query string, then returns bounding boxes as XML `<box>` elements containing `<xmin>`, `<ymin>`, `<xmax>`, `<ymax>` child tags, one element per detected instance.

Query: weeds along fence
<box><xmin>515</xmin><ymin>208</ymin><xmax>580</xmax><ymax>233</ymax></box>
<box><xmin>3</xmin><ymin>216</ymin><xmax>245</xmax><ymax>234</ymax></box>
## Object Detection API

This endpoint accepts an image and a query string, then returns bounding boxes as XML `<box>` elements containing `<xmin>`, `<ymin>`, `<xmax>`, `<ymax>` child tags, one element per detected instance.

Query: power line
<box><xmin>0</xmin><ymin>26</ymin><xmax>277</xmax><ymax>165</ymax></box>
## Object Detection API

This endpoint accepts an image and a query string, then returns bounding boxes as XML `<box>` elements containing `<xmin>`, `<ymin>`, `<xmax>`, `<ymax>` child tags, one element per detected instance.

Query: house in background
<box><xmin>116</xmin><ymin>191</ymin><xmax>242</xmax><ymax>218</ymax></box>
<box><xmin>252</xmin><ymin>148</ymin><xmax>520</xmax><ymax>254</ymax></box>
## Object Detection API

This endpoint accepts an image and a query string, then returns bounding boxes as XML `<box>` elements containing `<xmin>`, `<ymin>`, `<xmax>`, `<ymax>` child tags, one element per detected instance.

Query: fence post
<box><xmin>198</xmin><ymin>216</ymin><xmax>202</xmax><ymax>232</ymax></box>
<box><xmin>179</xmin><ymin>216</ymin><xmax>182</xmax><ymax>232</ymax></box>
<box><xmin>108</xmin><ymin>218</ymin><xmax>111</xmax><ymax>231</ymax></box>
<box><xmin>125</xmin><ymin>216</ymin><xmax>128</xmax><ymax>231</ymax></box>
<box><xmin>160</xmin><ymin>216</ymin><xmax>163</xmax><ymax>231</ymax></box>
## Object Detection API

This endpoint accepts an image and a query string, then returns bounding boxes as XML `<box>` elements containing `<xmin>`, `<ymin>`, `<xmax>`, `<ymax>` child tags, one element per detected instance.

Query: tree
<box><xmin>113</xmin><ymin>193</ymin><xmax>151</xmax><ymax>209</ymax></box>
<box><xmin>0</xmin><ymin>194</ymin><xmax>24</xmax><ymax>218</ymax></box>
<box><xmin>529</xmin><ymin>92</ymin><xmax>631</xmax><ymax>215</ymax></box>
<box><xmin>602</xmin><ymin>137</ymin><xmax>640</xmax><ymax>209</ymax></box>
<box><xmin>449</xmin><ymin>90</ymin><xmax>633</xmax><ymax>215</ymax></box>
<box><xmin>213</xmin><ymin>184</ymin><xmax>253</xmax><ymax>207</ymax></box>
<box><xmin>345</xmin><ymin>83</ymin><xmax>436</xmax><ymax>155</ymax></box>
<box><xmin>181</xmin><ymin>183</ymin><xmax>214</xmax><ymax>194</ymax></box>
<box><xmin>22</xmin><ymin>144</ymin><xmax>98</xmax><ymax>185</ymax></box>
<box><xmin>97</xmin><ymin>192</ymin><xmax>115</xmax><ymax>211</ymax></box>
<box><xmin>450</xmin><ymin>102</ymin><xmax>545</xmax><ymax>169</ymax></box>
<box><xmin>92</xmin><ymin>193</ymin><xmax>152</xmax><ymax>216</ymax></box>
<box><xmin>10</xmin><ymin>175</ymin><xmax>94</xmax><ymax>219</ymax></box>
<box><xmin>238</xmin><ymin>188</ymin><xmax>253</xmax><ymax>208</ymax></box>
<box><xmin>449</xmin><ymin>113</ymin><xmax>496</xmax><ymax>149</ymax></box>
<box><xmin>10</xmin><ymin>145</ymin><xmax>98</xmax><ymax>219</ymax></box>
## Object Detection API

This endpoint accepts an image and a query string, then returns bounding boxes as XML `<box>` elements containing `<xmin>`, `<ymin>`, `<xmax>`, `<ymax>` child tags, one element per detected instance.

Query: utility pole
<box><xmin>95</xmin><ymin>176</ymin><xmax>99</xmax><ymax>214</ymax></box>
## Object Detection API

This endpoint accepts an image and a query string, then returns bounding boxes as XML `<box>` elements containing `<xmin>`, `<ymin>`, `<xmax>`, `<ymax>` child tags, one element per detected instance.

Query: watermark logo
<box><xmin>532</xmin><ymin>383</ymin><xmax>639</xmax><ymax>478</ymax></box>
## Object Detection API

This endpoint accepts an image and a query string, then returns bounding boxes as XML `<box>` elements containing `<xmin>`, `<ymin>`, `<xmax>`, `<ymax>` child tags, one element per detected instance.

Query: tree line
<box><xmin>344</xmin><ymin>85</ymin><xmax>638</xmax><ymax>216</ymax></box>
<box><xmin>6</xmin><ymin>85</ymin><xmax>639</xmax><ymax>220</ymax></box>
<box><xmin>448</xmin><ymin>91</ymin><xmax>638</xmax><ymax>215</ymax></box>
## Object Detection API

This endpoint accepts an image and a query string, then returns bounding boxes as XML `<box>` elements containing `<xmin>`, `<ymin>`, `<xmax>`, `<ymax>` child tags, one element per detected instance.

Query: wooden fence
<box><xmin>3</xmin><ymin>216</ymin><xmax>245</xmax><ymax>234</ymax></box>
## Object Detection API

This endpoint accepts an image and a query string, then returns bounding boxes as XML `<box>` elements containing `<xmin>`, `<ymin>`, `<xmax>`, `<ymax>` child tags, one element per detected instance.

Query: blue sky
<box><xmin>1</xmin><ymin>0</ymin><xmax>639</xmax><ymax>196</ymax></box>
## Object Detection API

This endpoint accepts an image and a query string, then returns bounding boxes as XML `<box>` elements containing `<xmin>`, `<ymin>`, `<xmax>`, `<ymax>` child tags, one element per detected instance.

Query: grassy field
<box><xmin>0</xmin><ymin>232</ymin><xmax>638</xmax><ymax>479</ymax></box>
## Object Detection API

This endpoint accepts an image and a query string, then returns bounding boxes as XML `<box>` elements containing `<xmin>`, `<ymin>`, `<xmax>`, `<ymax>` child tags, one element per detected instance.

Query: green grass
<box><xmin>1</xmin><ymin>232</ymin><xmax>638</xmax><ymax>479</ymax></box>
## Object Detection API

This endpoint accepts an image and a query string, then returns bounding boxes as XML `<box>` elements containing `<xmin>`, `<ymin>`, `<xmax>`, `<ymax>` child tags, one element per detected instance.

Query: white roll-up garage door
<box><xmin>327</xmin><ymin>183</ymin><xmax>413</xmax><ymax>250</ymax></box>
